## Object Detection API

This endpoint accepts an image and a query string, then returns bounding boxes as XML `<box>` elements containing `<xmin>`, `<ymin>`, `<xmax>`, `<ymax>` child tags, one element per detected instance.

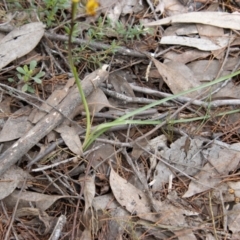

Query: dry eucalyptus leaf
<box><xmin>161</xmin><ymin>19</ymin><xmax>233</xmax><ymax>51</ymax></box>
<box><xmin>152</xmin><ymin>162</ymin><xmax>172</xmax><ymax>191</ymax></box>
<box><xmin>99</xmin><ymin>0</ymin><xmax>143</xmax><ymax>26</ymax></box>
<box><xmin>196</xmin><ymin>23</ymin><xmax>224</xmax><ymax>37</ymax></box>
<box><xmin>228</xmin><ymin>203</ymin><xmax>240</xmax><ymax>234</ymax></box>
<box><xmin>205</xmin><ymin>233</ymin><xmax>216</xmax><ymax>240</ymax></box>
<box><xmin>183</xmin><ymin>143</ymin><xmax>240</xmax><ymax>198</ymax></box>
<box><xmin>86</xmin><ymin>88</ymin><xmax>110</xmax><ymax>114</ymax></box>
<box><xmin>160</xmin><ymin>35</ymin><xmax>232</xmax><ymax>51</ymax></box>
<box><xmin>175</xmin><ymin>24</ymin><xmax>198</xmax><ymax>35</ymax></box>
<box><xmin>30</xmin><ymin>78</ymin><xmax>75</xmax><ymax>124</ymax></box>
<box><xmin>144</xmin><ymin>12</ymin><xmax>240</xmax><ymax>30</ymax></box>
<box><xmin>121</xmin><ymin>0</ymin><xmax>144</xmax><ymax>15</ymax></box>
<box><xmin>214</xmin><ymin>81</ymin><xmax>240</xmax><ymax>99</ymax></box>
<box><xmin>56</xmin><ymin>125</ymin><xmax>82</xmax><ymax>156</ymax></box>
<box><xmin>110</xmin><ymin>168</ymin><xmax>167</xmax><ymax>222</ymax></box>
<box><xmin>161</xmin><ymin>136</ymin><xmax>205</xmax><ymax>176</ymax></box>
<box><xmin>103</xmin><ymin>1</ymin><xmax>122</xmax><ymax>25</ymax></box>
<box><xmin>183</xmin><ymin>162</ymin><xmax>223</xmax><ymax>198</ymax></box>
<box><xmin>205</xmin><ymin>143</ymin><xmax>240</xmax><ymax>173</ymax></box>
<box><xmin>162</xmin><ymin>0</ymin><xmax>188</xmax><ymax>16</ymax></box>
<box><xmin>16</xmin><ymin>207</ymin><xmax>46</xmax><ymax>218</ymax></box>
<box><xmin>155</xmin><ymin>0</ymin><xmax>164</xmax><ymax>14</ymax></box>
<box><xmin>109</xmin><ymin>73</ymin><xmax>135</xmax><ymax>98</ymax></box>
<box><xmin>104</xmin><ymin>207</ymin><xmax>129</xmax><ymax>240</ymax></box>
<box><xmin>0</xmin><ymin>106</ymin><xmax>33</xmax><ymax>142</ymax></box>
<box><xmin>187</xmin><ymin>59</ymin><xmax>240</xmax><ymax>98</ymax></box>
<box><xmin>187</xmin><ymin>60</ymin><xmax>222</xmax><ymax>81</ymax></box>
<box><xmin>164</xmin><ymin>24</ymin><xmax>186</xmax><ymax>36</ymax></box>
<box><xmin>146</xmin><ymin>135</ymin><xmax>168</xmax><ymax>180</ymax></box>
<box><xmin>110</xmin><ymin>167</ymin><xmax>153</xmax><ymax>218</ymax></box>
<box><xmin>163</xmin><ymin>50</ymin><xmax>210</xmax><ymax>64</ymax></box>
<box><xmin>175</xmin><ymin>229</ymin><xmax>198</xmax><ymax>240</ymax></box>
<box><xmin>158</xmin><ymin>202</ymin><xmax>195</xmax><ymax>228</ymax></box>
<box><xmin>137</xmin><ymin>220</ymin><xmax>170</xmax><ymax>239</ymax></box>
<box><xmin>228</xmin><ymin>182</ymin><xmax>240</xmax><ymax>198</ymax></box>
<box><xmin>152</xmin><ymin>136</ymin><xmax>205</xmax><ymax>191</ymax></box>
<box><xmin>110</xmin><ymin>167</ymin><xmax>192</xmax><ymax>227</ymax></box>
<box><xmin>212</xmin><ymin>183</ymin><xmax>235</xmax><ymax>203</ymax></box>
<box><xmin>86</xmin><ymin>141</ymin><xmax>115</xmax><ymax>176</ymax></box>
<box><xmin>83</xmin><ymin>175</ymin><xmax>96</xmax><ymax>215</ymax></box>
<box><xmin>16</xmin><ymin>207</ymin><xmax>53</xmax><ymax>235</ymax></box>
<box><xmin>0</xmin><ymin>96</ymin><xmax>11</xmax><ymax>116</ymax></box>
<box><xmin>80</xmin><ymin>229</ymin><xmax>92</xmax><ymax>240</ymax></box>
<box><xmin>195</xmin><ymin>4</ymin><xmax>226</xmax><ymax>53</ymax></box>
<box><xmin>0</xmin><ymin>32</ymin><xmax>5</xmax><ymax>41</ymax></box>
<box><xmin>0</xmin><ymin>22</ymin><xmax>45</xmax><ymax>69</ymax></box>
<box><xmin>131</xmin><ymin>137</ymin><xmax>149</xmax><ymax>160</ymax></box>
<box><xmin>108</xmin><ymin>71</ymin><xmax>136</xmax><ymax>107</ymax></box>
<box><xmin>3</xmin><ymin>190</ymin><xmax>63</xmax><ymax>211</ymax></box>
<box><xmin>0</xmin><ymin>165</ymin><xmax>32</xmax><ymax>200</ymax></box>
<box><xmin>152</xmin><ymin>58</ymin><xmax>200</xmax><ymax>97</ymax></box>
<box><xmin>92</xmin><ymin>193</ymin><xmax>119</xmax><ymax>210</ymax></box>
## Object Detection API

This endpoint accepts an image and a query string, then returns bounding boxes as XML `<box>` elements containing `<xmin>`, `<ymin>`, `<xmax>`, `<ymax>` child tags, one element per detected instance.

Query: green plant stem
<box><xmin>83</xmin><ymin>70</ymin><xmax>240</xmax><ymax>149</ymax></box>
<box><xmin>68</xmin><ymin>2</ymin><xmax>91</xmax><ymax>149</ymax></box>
<box><xmin>83</xmin><ymin>108</ymin><xmax>240</xmax><ymax>150</ymax></box>
<box><xmin>169</xmin><ymin>108</ymin><xmax>240</xmax><ymax>123</ymax></box>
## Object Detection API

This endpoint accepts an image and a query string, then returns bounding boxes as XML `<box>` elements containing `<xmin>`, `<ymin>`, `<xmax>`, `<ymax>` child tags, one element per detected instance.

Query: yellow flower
<box><xmin>86</xmin><ymin>0</ymin><xmax>99</xmax><ymax>16</ymax></box>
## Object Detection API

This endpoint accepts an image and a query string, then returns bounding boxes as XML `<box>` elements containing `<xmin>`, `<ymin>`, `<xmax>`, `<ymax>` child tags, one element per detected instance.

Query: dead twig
<box><xmin>0</xmin><ymin>25</ymin><xmax>152</xmax><ymax>59</ymax></box>
<box><xmin>0</xmin><ymin>67</ymin><xmax>108</xmax><ymax>176</ymax></box>
<box><xmin>4</xmin><ymin>179</ymin><xmax>26</xmax><ymax>240</ymax></box>
<box><xmin>122</xmin><ymin>148</ymin><xmax>161</xmax><ymax>212</ymax></box>
<box><xmin>101</xmin><ymin>87</ymin><xmax>173</xmax><ymax>106</ymax></box>
<box><xmin>130</xmin><ymin>83</ymin><xmax>240</xmax><ymax>108</ymax></box>
<box><xmin>48</xmin><ymin>215</ymin><xmax>66</xmax><ymax>240</ymax></box>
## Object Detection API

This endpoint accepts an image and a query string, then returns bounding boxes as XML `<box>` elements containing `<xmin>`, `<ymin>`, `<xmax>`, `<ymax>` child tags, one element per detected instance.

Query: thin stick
<box><xmin>4</xmin><ymin>179</ymin><xmax>26</xmax><ymax>240</ymax></box>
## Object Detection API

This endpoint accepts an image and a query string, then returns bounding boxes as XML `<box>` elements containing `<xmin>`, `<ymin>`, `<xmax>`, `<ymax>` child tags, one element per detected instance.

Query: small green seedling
<box><xmin>87</xmin><ymin>17</ymin><xmax>153</xmax><ymax>42</ymax></box>
<box><xmin>42</xmin><ymin>0</ymin><xmax>70</xmax><ymax>27</ymax></box>
<box><xmin>9</xmin><ymin>60</ymin><xmax>45</xmax><ymax>93</ymax></box>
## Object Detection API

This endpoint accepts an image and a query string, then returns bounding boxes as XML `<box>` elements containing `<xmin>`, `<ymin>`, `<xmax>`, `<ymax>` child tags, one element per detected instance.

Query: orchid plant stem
<box><xmin>69</xmin><ymin>2</ymin><xmax>91</xmax><ymax>149</ymax></box>
<box><xmin>83</xmin><ymin>70</ymin><xmax>240</xmax><ymax>150</ymax></box>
